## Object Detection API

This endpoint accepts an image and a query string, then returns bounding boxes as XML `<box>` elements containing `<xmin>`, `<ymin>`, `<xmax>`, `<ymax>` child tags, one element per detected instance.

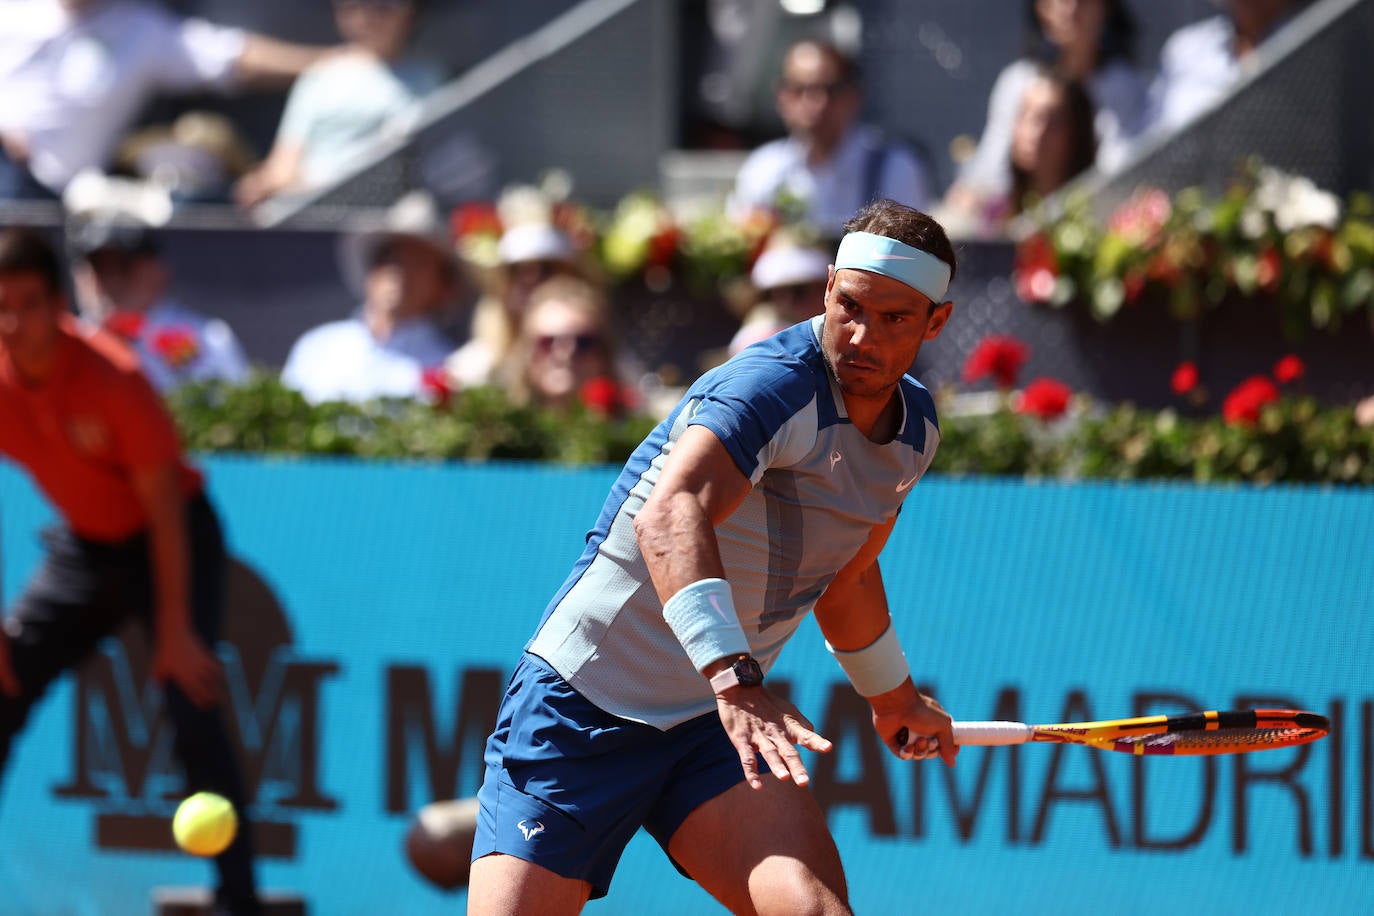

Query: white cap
<box><xmin>497</xmin><ymin>224</ymin><xmax>575</xmax><ymax>265</ymax></box>
<box><xmin>750</xmin><ymin>245</ymin><xmax>831</xmax><ymax>291</ymax></box>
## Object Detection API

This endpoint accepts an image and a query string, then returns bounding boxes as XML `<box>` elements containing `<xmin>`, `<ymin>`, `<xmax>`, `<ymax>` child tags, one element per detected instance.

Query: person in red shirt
<box><xmin>0</xmin><ymin>227</ymin><xmax>259</xmax><ymax>915</ymax></box>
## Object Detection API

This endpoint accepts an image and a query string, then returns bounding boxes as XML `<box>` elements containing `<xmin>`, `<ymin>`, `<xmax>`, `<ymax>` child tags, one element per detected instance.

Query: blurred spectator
<box><xmin>949</xmin><ymin>0</ymin><xmax>1144</xmax><ymax>210</ymax></box>
<box><xmin>116</xmin><ymin>111</ymin><xmax>256</xmax><ymax>205</ymax></box>
<box><xmin>445</xmin><ymin>222</ymin><xmax>587</xmax><ymax>389</ymax></box>
<box><xmin>281</xmin><ymin>191</ymin><xmax>460</xmax><ymax>403</ymax></box>
<box><xmin>936</xmin><ymin>67</ymin><xmax>1098</xmax><ymax>238</ymax></box>
<box><xmin>235</xmin><ymin>0</ymin><xmax>443</xmax><ymax>208</ymax></box>
<box><xmin>1145</xmin><ymin>0</ymin><xmax>1304</xmax><ymax>133</ymax></box>
<box><xmin>497</xmin><ymin>276</ymin><xmax>636</xmax><ymax>416</ymax></box>
<box><xmin>727</xmin><ymin>38</ymin><xmax>931</xmax><ymax>239</ymax></box>
<box><xmin>67</xmin><ymin>216</ymin><xmax>251</xmax><ymax>393</ymax></box>
<box><xmin>728</xmin><ymin>230</ymin><xmax>830</xmax><ymax>357</ymax></box>
<box><xmin>0</xmin><ymin>0</ymin><xmax>336</xmax><ymax>200</ymax></box>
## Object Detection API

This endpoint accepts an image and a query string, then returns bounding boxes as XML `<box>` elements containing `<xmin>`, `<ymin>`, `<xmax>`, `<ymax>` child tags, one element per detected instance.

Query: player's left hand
<box><xmin>153</xmin><ymin>627</ymin><xmax>226</xmax><ymax>709</ymax></box>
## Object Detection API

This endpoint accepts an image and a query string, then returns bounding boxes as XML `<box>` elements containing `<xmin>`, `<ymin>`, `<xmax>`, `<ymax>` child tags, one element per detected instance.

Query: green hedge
<box><xmin>168</xmin><ymin>377</ymin><xmax>1374</xmax><ymax>485</ymax></box>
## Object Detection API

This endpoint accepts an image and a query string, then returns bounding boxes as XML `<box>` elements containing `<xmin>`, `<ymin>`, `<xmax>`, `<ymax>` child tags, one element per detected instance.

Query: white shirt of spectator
<box><xmin>957</xmin><ymin>57</ymin><xmax>1147</xmax><ymax>197</ymax></box>
<box><xmin>280</xmin><ymin>314</ymin><xmax>453</xmax><ymax>405</ymax></box>
<box><xmin>275</xmin><ymin>51</ymin><xmax>443</xmax><ymax>190</ymax></box>
<box><xmin>1146</xmin><ymin>15</ymin><xmax>1249</xmax><ymax>133</ymax></box>
<box><xmin>0</xmin><ymin>0</ymin><xmax>245</xmax><ymax>191</ymax></box>
<box><xmin>728</xmin><ymin>124</ymin><xmax>930</xmax><ymax>236</ymax></box>
<box><xmin>123</xmin><ymin>299</ymin><xmax>250</xmax><ymax>394</ymax></box>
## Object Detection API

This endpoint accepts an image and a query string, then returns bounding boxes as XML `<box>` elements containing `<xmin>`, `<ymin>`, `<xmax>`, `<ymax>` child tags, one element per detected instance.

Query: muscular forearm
<box><xmin>634</xmin><ymin>490</ymin><xmax>728</xmax><ymax>606</ymax></box>
<box><xmin>147</xmin><ymin>494</ymin><xmax>193</xmax><ymax>637</ymax></box>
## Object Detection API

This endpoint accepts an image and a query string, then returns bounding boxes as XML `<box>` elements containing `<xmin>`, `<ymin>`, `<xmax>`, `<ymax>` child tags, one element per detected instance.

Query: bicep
<box><xmin>644</xmin><ymin>424</ymin><xmax>753</xmax><ymax>527</ymax></box>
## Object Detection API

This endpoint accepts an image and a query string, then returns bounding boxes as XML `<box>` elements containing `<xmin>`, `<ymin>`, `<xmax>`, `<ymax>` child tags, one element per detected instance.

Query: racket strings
<box><xmin>1116</xmin><ymin>727</ymin><xmax>1320</xmax><ymax>753</ymax></box>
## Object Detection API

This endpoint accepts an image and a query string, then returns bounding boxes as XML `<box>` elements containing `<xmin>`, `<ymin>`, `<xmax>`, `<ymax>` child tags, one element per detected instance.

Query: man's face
<box><xmin>364</xmin><ymin>236</ymin><xmax>453</xmax><ymax>321</ymax></box>
<box><xmin>820</xmin><ymin>267</ymin><xmax>951</xmax><ymax>402</ymax></box>
<box><xmin>775</xmin><ymin>45</ymin><xmax>861</xmax><ymax>147</ymax></box>
<box><xmin>0</xmin><ymin>271</ymin><xmax>65</xmax><ymax>363</ymax></box>
<box><xmin>74</xmin><ymin>249</ymin><xmax>163</xmax><ymax>319</ymax></box>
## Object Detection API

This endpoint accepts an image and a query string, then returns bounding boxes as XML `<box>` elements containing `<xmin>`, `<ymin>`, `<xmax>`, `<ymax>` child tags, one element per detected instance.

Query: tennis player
<box><xmin>469</xmin><ymin>199</ymin><xmax>959</xmax><ymax>916</ymax></box>
<box><xmin>0</xmin><ymin>228</ymin><xmax>259</xmax><ymax>914</ymax></box>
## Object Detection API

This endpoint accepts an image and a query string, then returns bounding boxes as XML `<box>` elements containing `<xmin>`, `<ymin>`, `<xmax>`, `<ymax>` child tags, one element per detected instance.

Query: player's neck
<box><xmin>843</xmin><ymin>388</ymin><xmax>902</xmax><ymax>444</ymax></box>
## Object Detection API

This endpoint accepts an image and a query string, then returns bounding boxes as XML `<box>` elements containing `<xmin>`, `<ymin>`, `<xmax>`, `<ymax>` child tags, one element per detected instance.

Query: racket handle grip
<box><xmin>952</xmin><ymin>721</ymin><xmax>1034</xmax><ymax>746</ymax></box>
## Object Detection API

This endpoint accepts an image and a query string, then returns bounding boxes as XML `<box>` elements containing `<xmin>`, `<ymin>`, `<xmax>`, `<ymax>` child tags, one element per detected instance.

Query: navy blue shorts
<box><xmin>472</xmin><ymin>653</ymin><xmax>746</xmax><ymax>899</ymax></box>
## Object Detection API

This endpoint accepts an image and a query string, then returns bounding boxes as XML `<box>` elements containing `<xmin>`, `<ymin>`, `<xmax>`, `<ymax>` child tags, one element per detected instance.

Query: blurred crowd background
<box><xmin>3</xmin><ymin>0</ymin><xmax>1372</xmax><ymax>431</ymax></box>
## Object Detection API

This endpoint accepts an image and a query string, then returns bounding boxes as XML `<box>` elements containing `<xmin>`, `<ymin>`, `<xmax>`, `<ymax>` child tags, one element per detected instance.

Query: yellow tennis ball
<box><xmin>172</xmin><ymin>792</ymin><xmax>238</xmax><ymax>857</ymax></box>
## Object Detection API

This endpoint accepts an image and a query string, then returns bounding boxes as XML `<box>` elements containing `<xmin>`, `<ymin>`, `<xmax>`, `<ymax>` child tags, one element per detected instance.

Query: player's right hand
<box><xmin>0</xmin><ymin>631</ymin><xmax>20</xmax><ymax>698</ymax></box>
<box><xmin>715</xmin><ymin>686</ymin><xmax>832</xmax><ymax>790</ymax></box>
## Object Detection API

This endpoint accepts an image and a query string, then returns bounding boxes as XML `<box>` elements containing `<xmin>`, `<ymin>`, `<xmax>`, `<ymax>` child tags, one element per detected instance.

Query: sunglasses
<box><xmin>778</xmin><ymin>79</ymin><xmax>851</xmax><ymax>100</ymax></box>
<box><xmin>767</xmin><ymin>282</ymin><xmax>826</xmax><ymax>304</ymax></box>
<box><xmin>534</xmin><ymin>333</ymin><xmax>602</xmax><ymax>356</ymax></box>
<box><xmin>335</xmin><ymin>0</ymin><xmax>412</xmax><ymax>11</ymax></box>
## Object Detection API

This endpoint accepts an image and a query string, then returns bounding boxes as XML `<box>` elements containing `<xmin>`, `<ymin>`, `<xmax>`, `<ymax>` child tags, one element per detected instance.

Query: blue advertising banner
<box><xmin>0</xmin><ymin>457</ymin><xmax>1370</xmax><ymax>914</ymax></box>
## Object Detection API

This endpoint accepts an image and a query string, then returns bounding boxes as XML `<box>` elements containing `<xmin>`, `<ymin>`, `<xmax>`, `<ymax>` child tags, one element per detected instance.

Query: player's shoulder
<box><xmin>698</xmin><ymin>321</ymin><xmax>824</xmax><ymax>399</ymax></box>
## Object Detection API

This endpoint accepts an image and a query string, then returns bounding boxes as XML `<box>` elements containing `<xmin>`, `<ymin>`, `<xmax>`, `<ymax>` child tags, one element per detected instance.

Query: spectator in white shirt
<box><xmin>66</xmin><ymin>216</ymin><xmax>252</xmax><ymax>393</ymax></box>
<box><xmin>1145</xmin><ymin>0</ymin><xmax>1303</xmax><ymax>133</ymax></box>
<box><xmin>0</xmin><ymin>0</ymin><xmax>335</xmax><ymax>199</ymax></box>
<box><xmin>281</xmin><ymin>191</ymin><xmax>461</xmax><ymax>404</ymax></box>
<box><xmin>727</xmin><ymin>38</ymin><xmax>931</xmax><ymax>239</ymax></box>
<box><xmin>947</xmin><ymin>0</ymin><xmax>1145</xmax><ymax>211</ymax></box>
<box><xmin>234</xmin><ymin>0</ymin><xmax>444</xmax><ymax>208</ymax></box>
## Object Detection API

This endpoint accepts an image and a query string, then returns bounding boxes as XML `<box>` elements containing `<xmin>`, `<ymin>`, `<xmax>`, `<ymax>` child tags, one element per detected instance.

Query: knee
<box><xmin>750</xmin><ymin>862</ymin><xmax>850</xmax><ymax>916</ymax></box>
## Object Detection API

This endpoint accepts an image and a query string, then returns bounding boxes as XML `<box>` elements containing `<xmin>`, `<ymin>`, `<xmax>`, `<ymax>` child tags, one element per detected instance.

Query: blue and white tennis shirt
<box><xmin>527</xmin><ymin>316</ymin><xmax>940</xmax><ymax>730</ymax></box>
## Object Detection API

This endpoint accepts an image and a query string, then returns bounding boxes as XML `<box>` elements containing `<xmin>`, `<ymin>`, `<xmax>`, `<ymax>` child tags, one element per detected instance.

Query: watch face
<box><xmin>735</xmin><ymin>657</ymin><xmax>764</xmax><ymax>687</ymax></box>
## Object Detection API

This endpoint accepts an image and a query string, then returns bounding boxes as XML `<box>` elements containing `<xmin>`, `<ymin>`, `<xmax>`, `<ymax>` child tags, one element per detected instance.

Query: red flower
<box><xmin>1171</xmin><ymin>361</ymin><xmax>1199</xmax><ymax>396</ymax></box>
<box><xmin>1273</xmin><ymin>354</ymin><xmax>1305</xmax><ymax>385</ymax></box>
<box><xmin>1013</xmin><ymin>233</ymin><xmax>1058</xmax><ymax>303</ymax></box>
<box><xmin>646</xmin><ymin>225</ymin><xmax>681</xmax><ymax>270</ymax></box>
<box><xmin>579</xmin><ymin>375</ymin><xmax>630</xmax><ymax>417</ymax></box>
<box><xmin>962</xmin><ymin>335</ymin><xmax>1029</xmax><ymax>390</ymax></box>
<box><xmin>150</xmin><ymin>326</ymin><xmax>199</xmax><ymax>370</ymax></box>
<box><xmin>420</xmin><ymin>366</ymin><xmax>453</xmax><ymax>408</ymax></box>
<box><xmin>450</xmin><ymin>203</ymin><xmax>502</xmax><ymax>239</ymax></box>
<box><xmin>1222</xmin><ymin>375</ymin><xmax>1279</xmax><ymax>426</ymax></box>
<box><xmin>104</xmin><ymin>310</ymin><xmax>147</xmax><ymax>342</ymax></box>
<box><xmin>1255</xmin><ymin>247</ymin><xmax>1282</xmax><ymax>294</ymax></box>
<box><xmin>1107</xmin><ymin>188</ymin><xmax>1171</xmax><ymax>247</ymax></box>
<box><xmin>1016</xmin><ymin>377</ymin><xmax>1073</xmax><ymax>421</ymax></box>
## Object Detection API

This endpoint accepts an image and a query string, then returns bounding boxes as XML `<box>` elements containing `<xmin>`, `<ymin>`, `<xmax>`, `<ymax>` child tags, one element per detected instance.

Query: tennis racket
<box><xmin>896</xmin><ymin>709</ymin><xmax>1330</xmax><ymax>757</ymax></box>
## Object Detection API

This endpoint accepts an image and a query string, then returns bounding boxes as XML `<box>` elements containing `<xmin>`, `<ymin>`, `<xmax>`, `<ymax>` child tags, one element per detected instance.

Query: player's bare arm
<box><xmin>814</xmin><ymin>518</ymin><xmax>957</xmax><ymax>766</ymax></box>
<box><xmin>129</xmin><ymin>463</ymin><xmax>225</xmax><ymax>709</ymax></box>
<box><xmin>634</xmin><ymin>424</ymin><xmax>833</xmax><ymax>789</ymax></box>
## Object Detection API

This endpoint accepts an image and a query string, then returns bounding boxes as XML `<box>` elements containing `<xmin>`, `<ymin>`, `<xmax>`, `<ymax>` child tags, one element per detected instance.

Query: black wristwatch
<box><xmin>709</xmin><ymin>655</ymin><xmax>765</xmax><ymax>692</ymax></box>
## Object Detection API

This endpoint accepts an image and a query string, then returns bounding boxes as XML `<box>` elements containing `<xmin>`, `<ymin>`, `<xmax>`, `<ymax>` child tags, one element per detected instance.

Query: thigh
<box><xmin>468</xmin><ymin>852</ymin><xmax>591</xmax><ymax>916</ymax></box>
<box><xmin>5</xmin><ymin>534</ymin><xmax>138</xmax><ymax>691</ymax></box>
<box><xmin>667</xmin><ymin>776</ymin><xmax>850</xmax><ymax>916</ymax></box>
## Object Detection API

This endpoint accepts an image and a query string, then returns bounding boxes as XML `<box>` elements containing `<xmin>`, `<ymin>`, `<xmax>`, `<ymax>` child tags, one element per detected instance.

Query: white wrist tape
<box><xmin>825</xmin><ymin>622</ymin><xmax>911</xmax><ymax>697</ymax></box>
<box><xmin>662</xmin><ymin>578</ymin><xmax>751</xmax><ymax>673</ymax></box>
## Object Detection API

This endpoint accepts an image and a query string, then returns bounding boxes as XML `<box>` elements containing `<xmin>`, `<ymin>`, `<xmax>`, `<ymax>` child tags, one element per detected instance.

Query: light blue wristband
<box><xmin>662</xmin><ymin>578</ymin><xmax>751</xmax><ymax>673</ymax></box>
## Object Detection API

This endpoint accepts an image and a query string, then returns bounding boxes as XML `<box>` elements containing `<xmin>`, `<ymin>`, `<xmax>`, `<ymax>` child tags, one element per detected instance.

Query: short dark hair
<box><xmin>0</xmin><ymin>226</ymin><xmax>66</xmax><ymax>295</ymax></box>
<box><xmin>782</xmin><ymin>38</ymin><xmax>860</xmax><ymax>87</ymax></box>
<box><xmin>842</xmin><ymin>199</ymin><xmax>958</xmax><ymax>284</ymax></box>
